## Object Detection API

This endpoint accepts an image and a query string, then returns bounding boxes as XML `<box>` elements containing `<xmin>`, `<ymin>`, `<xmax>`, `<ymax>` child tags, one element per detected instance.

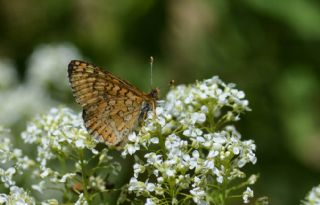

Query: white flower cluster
<box><xmin>0</xmin><ymin>85</ymin><xmax>54</xmax><ymax>128</ymax></box>
<box><xmin>20</xmin><ymin>107</ymin><xmax>122</xmax><ymax>204</ymax></box>
<box><xmin>27</xmin><ymin>43</ymin><xmax>82</xmax><ymax>91</ymax></box>
<box><xmin>122</xmin><ymin>76</ymin><xmax>256</xmax><ymax>204</ymax></box>
<box><xmin>0</xmin><ymin>127</ymin><xmax>35</xmax><ymax>204</ymax></box>
<box><xmin>22</xmin><ymin>107</ymin><xmax>98</xmax><ymax>164</ymax></box>
<box><xmin>0</xmin><ymin>186</ymin><xmax>35</xmax><ymax>205</ymax></box>
<box><xmin>303</xmin><ymin>184</ymin><xmax>320</xmax><ymax>205</ymax></box>
<box><xmin>0</xmin><ymin>43</ymin><xmax>82</xmax><ymax>128</ymax></box>
<box><xmin>21</xmin><ymin>107</ymin><xmax>98</xmax><ymax>191</ymax></box>
<box><xmin>166</xmin><ymin>76</ymin><xmax>250</xmax><ymax>124</ymax></box>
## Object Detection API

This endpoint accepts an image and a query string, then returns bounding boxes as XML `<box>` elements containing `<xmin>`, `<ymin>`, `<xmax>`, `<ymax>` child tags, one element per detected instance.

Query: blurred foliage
<box><xmin>0</xmin><ymin>0</ymin><xmax>319</xmax><ymax>204</ymax></box>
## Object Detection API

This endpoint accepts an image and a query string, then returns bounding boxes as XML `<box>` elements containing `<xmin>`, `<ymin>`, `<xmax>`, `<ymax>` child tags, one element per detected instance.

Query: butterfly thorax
<box><xmin>145</xmin><ymin>88</ymin><xmax>159</xmax><ymax>110</ymax></box>
<box><xmin>138</xmin><ymin>88</ymin><xmax>159</xmax><ymax>123</ymax></box>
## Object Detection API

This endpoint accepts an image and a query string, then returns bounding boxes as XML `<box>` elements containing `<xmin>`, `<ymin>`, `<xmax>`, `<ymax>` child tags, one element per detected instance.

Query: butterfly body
<box><xmin>68</xmin><ymin>60</ymin><xmax>159</xmax><ymax>147</ymax></box>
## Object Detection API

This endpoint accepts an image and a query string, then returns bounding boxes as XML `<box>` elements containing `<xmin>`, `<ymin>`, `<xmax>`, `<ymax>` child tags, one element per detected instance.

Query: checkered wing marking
<box><xmin>68</xmin><ymin>60</ymin><xmax>146</xmax><ymax>145</ymax></box>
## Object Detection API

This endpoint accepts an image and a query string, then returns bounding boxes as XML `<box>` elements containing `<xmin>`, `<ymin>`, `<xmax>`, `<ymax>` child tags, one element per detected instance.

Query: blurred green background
<box><xmin>0</xmin><ymin>0</ymin><xmax>319</xmax><ymax>204</ymax></box>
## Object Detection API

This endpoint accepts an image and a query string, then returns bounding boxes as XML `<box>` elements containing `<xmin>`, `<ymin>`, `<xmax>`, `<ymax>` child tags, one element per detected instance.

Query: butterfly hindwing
<box><xmin>68</xmin><ymin>60</ymin><xmax>147</xmax><ymax>146</ymax></box>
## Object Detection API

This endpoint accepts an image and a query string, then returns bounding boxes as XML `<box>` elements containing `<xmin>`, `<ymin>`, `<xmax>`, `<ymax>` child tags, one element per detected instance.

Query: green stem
<box><xmin>226</xmin><ymin>175</ymin><xmax>259</xmax><ymax>194</ymax></box>
<box><xmin>158</xmin><ymin>131</ymin><xmax>167</xmax><ymax>158</ymax></box>
<box><xmin>79</xmin><ymin>149</ymin><xmax>91</xmax><ymax>204</ymax></box>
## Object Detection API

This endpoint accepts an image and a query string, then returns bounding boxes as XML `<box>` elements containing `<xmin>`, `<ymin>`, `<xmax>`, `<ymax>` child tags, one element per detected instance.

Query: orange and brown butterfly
<box><xmin>68</xmin><ymin>60</ymin><xmax>159</xmax><ymax>147</ymax></box>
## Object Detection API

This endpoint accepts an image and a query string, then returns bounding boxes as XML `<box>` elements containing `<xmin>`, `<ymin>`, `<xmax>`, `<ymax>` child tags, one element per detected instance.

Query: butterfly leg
<box><xmin>151</xmin><ymin>101</ymin><xmax>157</xmax><ymax>119</ymax></box>
<box><xmin>138</xmin><ymin>103</ymin><xmax>151</xmax><ymax>125</ymax></box>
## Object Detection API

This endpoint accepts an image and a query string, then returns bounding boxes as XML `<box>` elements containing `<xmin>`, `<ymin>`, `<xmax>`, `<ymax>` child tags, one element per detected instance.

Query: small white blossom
<box><xmin>60</xmin><ymin>173</ymin><xmax>76</xmax><ymax>183</ymax></box>
<box><xmin>126</xmin><ymin>143</ymin><xmax>140</xmax><ymax>155</ymax></box>
<box><xmin>150</xmin><ymin>137</ymin><xmax>159</xmax><ymax>144</ymax></box>
<box><xmin>191</xmin><ymin>112</ymin><xmax>206</xmax><ymax>124</ymax></box>
<box><xmin>190</xmin><ymin>187</ymin><xmax>207</xmax><ymax>205</ymax></box>
<box><xmin>41</xmin><ymin>199</ymin><xmax>59</xmax><ymax>205</ymax></box>
<box><xmin>128</xmin><ymin>132</ymin><xmax>138</xmax><ymax>142</ymax></box>
<box><xmin>145</xmin><ymin>198</ymin><xmax>156</xmax><ymax>205</ymax></box>
<box><xmin>243</xmin><ymin>187</ymin><xmax>254</xmax><ymax>203</ymax></box>
<box><xmin>32</xmin><ymin>181</ymin><xmax>46</xmax><ymax>193</ymax></box>
<box><xmin>303</xmin><ymin>184</ymin><xmax>320</xmax><ymax>205</ymax></box>
<box><xmin>248</xmin><ymin>174</ymin><xmax>258</xmax><ymax>185</ymax></box>
<box><xmin>75</xmin><ymin>193</ymin><xmax>88</xmax><ymax>205</ymax></box>
<box><xmin>146</xmin><ymin>183</ymin><xmax>156</xmax><ymax>192</ymax></box>
<box><xmin>133</xmin><ymin>163</ymin><xmax>145</xmax><ymax>178</ymax></box>
<box><xmin>88</xmin><ymin>176</ymin><xmax>107</xmax><ymax>192</ymax></box>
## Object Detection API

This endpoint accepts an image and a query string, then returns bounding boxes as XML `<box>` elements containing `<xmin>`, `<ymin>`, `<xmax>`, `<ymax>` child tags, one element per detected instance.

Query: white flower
<box><xmin>165</xmin><ymin>169</ymin><xmax>176</xmax><ymax>177</ymax></box>
<box><xmin>183</xmin><ymin>127</ymin><xmax>202</xmax><ymax>138</ymax></box>
<box><xmin>243</xmin><ymin>187</ymin><xmax>254</xmax><ymax>203</ymax></box>
<box><xmin>133</xmin><ymin>163</ymin><xmax>145</xmax><ymax>178</ymax></box>
<box><xmin>248</xmin><ymin>174</ymin><xmax>258</xmax><ymax>185</ymax></box>
<box><xmin>32</xmin><ymin>181</ymin><xmax>46</xmax><ymax>193</ymax></box>
<box><xmin>190</xmin><ymin>187</ymin><xmax>207</xmax><ymax>204</ymax></box>
<box><xmin>150</xmin><ymin>137</ymin><xmax>159</xmax><ymax>144</ymax></box>
<box><xmin>145</xmin><ymin>152</ymin><xmax>162</xmax><ymax>166</ymax></box>
<box><xmin>75</xmin><ymin>193</ymin><xmax>88</xmax><ymax>205</ymax></box>
<box><xmin>212</xmin><ymin>133</ymin><xmax>227</xmax><ymax>144</ymax></box>
<box><xmin>88</xmin><ymin>176</ymin><xmax>107</xmax><ymax>192</ymax></box>
<box><xmin>303</xmin><ymin>184</ymin><xmax>320</xmax><ymax>205</ymax></box>
<box><xmin>41</xmin><ymin>199</ymin><xmax>59</xmax><ymax>205</ymax></box>
<box><xmin>0</xmin><ymin>194</ymin><xmax>7</xmax><ymax>204</ymax></box>
<box><xmin>128</xmin><ymin>177</ymin><xmax>147</xmax><ymax>193</ymax></box>
<box><xmin>60</xmin><ymin>173</ymin><xmax>76</xmax><ymax>183</ymax></box>
<box><xmin>128</xmin><ymin>132</ymin><xmax>138</xmax><ymax>142</ymax></box>
<box><xmin>145</xmin><ymin>198</ymin><xmax>156</xmax><ymax>205</ymax></box>
<box><xmin>191</xmin><ymin>112</ymin><xmax>206</xmax><ymax>124</ymax></box>
<box><xmin>146</xmin><ymin>183</ymin><xmax>156</xmax><ymax>192</ymax></box>
<box><xmin>126</xmin><ymin>143</ymin><xmax>140</xmax><ymax>155</ymax></box>
<box><xmin>75</xmin><ymin>139</ymin><xmax>85</xmax><ymax>148</ymax></box>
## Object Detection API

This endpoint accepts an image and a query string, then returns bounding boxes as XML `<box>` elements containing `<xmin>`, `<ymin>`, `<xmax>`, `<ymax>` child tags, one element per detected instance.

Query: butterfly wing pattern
<box><xmin>68</xmin><ymin>60</ymin><xmax>159</xmax><ymax>146</ymax></box>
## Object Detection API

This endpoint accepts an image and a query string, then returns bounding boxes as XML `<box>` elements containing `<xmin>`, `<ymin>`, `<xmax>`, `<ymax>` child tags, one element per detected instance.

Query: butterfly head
<box><xmin>149</xmin><ymin>88</ymin><xmax>160</xmax><ymax>100</ymax></box>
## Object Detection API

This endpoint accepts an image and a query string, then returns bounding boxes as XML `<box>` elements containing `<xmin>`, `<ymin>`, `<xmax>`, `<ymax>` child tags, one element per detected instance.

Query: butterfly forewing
<box><xmin>68</xmin><ymin>60</ymin><xmax>152</xmax><ymax>146</ymax></box>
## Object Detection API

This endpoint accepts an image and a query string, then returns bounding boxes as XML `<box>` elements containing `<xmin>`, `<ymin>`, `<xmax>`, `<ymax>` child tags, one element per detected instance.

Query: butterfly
<box><xmin>68</xmin><ymin>60</ymin><xmax>159</xmax><ymax>147</ymax></box>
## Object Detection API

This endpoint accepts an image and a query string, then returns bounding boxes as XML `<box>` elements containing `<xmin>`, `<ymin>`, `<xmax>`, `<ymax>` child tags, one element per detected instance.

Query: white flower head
<box><xmin>3</xmin><ymin>186</ymin><xmax>36</xmax><ymax>205</ymax></box>
<box><xmin>122</xmin><ymin>76</ymin><xmax>256</xmax><ymax>204</ymax></box>
<box><xmin>303</xmin><ymin>184</ymin><xmax>320</xmax><ymax>205</ymax></box>
<box><xmin>27</xmin><ymin>43</ymin><xmax>82</xmax><ymax>91</ymax></box>
<box><xmin>243</xmin><ymin>187</ymin><xmax>254</xmax><ymax>204</ymax></box>
<box><xmin>21</xmin><ymin>107</ymin><xmax>98</xmax><ymax>167</ymax></box>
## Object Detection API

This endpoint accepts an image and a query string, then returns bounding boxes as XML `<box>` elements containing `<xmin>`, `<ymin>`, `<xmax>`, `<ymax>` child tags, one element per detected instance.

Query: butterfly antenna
<box><xmin>150</xmin><ymin>56</ymin><xmax>154</xmax><ymax>88</ymax></box>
